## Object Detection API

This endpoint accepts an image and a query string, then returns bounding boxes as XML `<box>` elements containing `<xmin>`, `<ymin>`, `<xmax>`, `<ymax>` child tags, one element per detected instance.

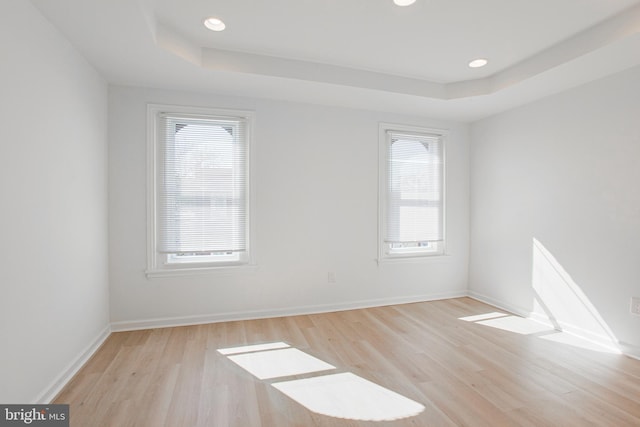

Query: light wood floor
<box><xmin>55</xmin><ymin>298</ymin><xmax>640</xmax><ymax>426</ymax></box>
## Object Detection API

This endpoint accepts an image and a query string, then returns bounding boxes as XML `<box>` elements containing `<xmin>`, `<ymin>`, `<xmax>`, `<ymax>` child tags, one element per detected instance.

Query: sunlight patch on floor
<box><xmin>226</xmin><ymin>347</ymin><xmax>335</xmax><ymax>380</ymax></box>
<box><xmin>217</xmin><ymin>341</ymin><xmax>290</xmax><ymax>355</ymax></box>
<box><xmin>273</xmin><ymin>372</ymin><xmax>425</xmax><ymax>422</ymax></box>
<box><xmin>218</xmin><ymin>342</ymin><xmax>425</xmax><ymax>421</ymax></box>
<box><xmin>476</xmin><ymin>315</ymin><xmax>556</xmax><ymax>335</ymax></box>
<box><xmin>460</xmin><ymin>312</ymin><xmax>621</xmax><ymax>354</ymax></box>
<box><xmin>459</xmin><ymin>312</ymin><xmax>509</xmax><ymax>322</ymax></box>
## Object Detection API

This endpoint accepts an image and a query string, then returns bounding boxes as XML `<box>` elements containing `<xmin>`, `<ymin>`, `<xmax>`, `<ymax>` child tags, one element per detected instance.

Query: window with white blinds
<box><xmin>379</xmin><ymin>124</ymin><xmax>445</xmax><ymax>259</ymax></box>
<box><xmin>147</xmin><ymin>105</ymin><xmax>253</xmax><ymax>273</ymax></box>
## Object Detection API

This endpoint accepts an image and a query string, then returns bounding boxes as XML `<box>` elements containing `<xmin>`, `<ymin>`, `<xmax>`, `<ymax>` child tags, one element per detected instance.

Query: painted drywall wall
<box><xmin>469</xmin><ymin>66</ymin><xmax>640</xmax><ymax>356</ymax></box>
<box><xmin>108</xmin><ymin>86</ymin><xmax>469</xmax><ymax>326</ymax></box>
<box><xmin>0</xmin><ymin>1</ymin><xmax>110</xmax><ymax>402</ymax></box>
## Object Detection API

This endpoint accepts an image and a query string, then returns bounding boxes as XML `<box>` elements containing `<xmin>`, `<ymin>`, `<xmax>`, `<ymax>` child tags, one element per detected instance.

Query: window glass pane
<box><xmin>173</xmin><ymin>122</ymin><xmax>235</xmax><ymax>251</ymax></box>
<box><xmin>156</xmin><ymin>113</ymin><xmax>249</xmax><ymax>263</ymax></box>
<box><xmin>387</xmin><ymin>136</ymin><xmax>442</xmax><ymax>244</ymax></box>
<box><xmin>381</xmin><ymin>127</ymin><xmax>444</xmax><ymax>258</ymax></box>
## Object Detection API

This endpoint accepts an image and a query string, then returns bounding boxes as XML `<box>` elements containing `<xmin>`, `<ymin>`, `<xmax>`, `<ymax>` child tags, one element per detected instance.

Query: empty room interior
<box><xmin>2</xmin><ymin>0</ymin><xmax>640</xmax><ymax>425</ymax></box>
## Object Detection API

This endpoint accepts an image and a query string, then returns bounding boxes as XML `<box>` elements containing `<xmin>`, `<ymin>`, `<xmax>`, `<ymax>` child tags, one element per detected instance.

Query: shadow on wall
<box><xmin>531</xmin><ymin>238</ymin><xmax>619</xmax><ymax>350</ymax></box>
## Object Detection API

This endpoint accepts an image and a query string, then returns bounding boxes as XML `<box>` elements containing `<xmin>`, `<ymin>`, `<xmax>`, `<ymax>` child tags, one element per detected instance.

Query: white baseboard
<box><xmin>467</xmin><ymin>291</ymin><xmax>629</xmax><ymax>355</ymax></box>
<box><xmin>528</xmin><ymin>311</ymin><xmax>622</xmax><ymax>351</ymax></box>
<box><xmin>110</xmin><ymin>290</ymin><xmax>468</xmax><ymax>332</ymax></box>
<box><xmin>34</xmin><ymin>291</ymin><xmax>640</xmax><ymax>404</ymax></box>
<box><xmin>35</xmin><ymin>325</ymin><xmax>111</xmax><ymax>404</ymax></box>
<box><xmin>466</xmin><ymin>290</ymin><xmax>532</xmax><ymax>318</ymax></box>
<box><xmin>619</xmin><ymin>341</ymin><xmax>640</xmax><ymax>360</ymax></box>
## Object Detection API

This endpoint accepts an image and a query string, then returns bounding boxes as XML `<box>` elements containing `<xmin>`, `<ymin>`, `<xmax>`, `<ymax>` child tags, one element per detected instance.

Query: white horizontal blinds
<box><xmin>386</xmin><ymin>131</ymin><xmax>443</xmax><ymax>244</ymax></box>
<box><xmin>157</xmin><ymin>113</ymin><xmax>248</xmax><ymax>254</ymax></box>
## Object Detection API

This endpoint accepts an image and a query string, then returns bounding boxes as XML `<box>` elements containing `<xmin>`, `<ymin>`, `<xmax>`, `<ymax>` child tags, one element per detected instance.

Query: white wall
<box><xmin>0</xmin><ymin>1</ymin><xmax>110</xmax><ymax>402</ymax></box>
<box><xmin>469</xmin><ymin>66</ymin><xmax>640</xmax><ymax>356</ymax></box>
<box><xmin>108</xmin><ymin>86</ymin><xmax>469</xmax><ymax>326</ymax></box>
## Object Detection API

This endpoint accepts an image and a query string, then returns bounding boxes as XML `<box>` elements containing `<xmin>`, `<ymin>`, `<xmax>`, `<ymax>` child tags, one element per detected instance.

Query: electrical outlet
<box><xmin>631</xmin><ymin>297</ymin><xmax>640</xmax><ymax>316</ymax></box>
<box><xmin>328</xmin><ymin>272</ymin><xmax>336</xmax><ymax>283</ymax></box>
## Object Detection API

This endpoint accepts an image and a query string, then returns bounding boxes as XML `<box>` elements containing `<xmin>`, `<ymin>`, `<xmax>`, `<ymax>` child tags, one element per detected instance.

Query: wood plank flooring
<box><xmin>54</xmin><ymin>298</ymin><xmax>640</xmax><ymax>426</ymax></box>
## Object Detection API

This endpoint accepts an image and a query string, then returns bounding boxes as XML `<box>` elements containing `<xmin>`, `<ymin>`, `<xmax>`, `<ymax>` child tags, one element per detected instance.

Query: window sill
<box><xmin>145</xmin><ymin>263</ymin><xmax>258</xmax><ymax>279</ymax></box>
<box><xmin>376</xmin><ymin>253</ymin><xmax>451</xmax><ymax>266</ymax></box>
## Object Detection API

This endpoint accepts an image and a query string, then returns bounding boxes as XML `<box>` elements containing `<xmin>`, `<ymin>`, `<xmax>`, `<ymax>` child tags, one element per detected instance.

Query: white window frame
<box><xmin>378</xmin><ymin>122</ymin><xmax>447</xmax><ymax>262</ymax></box>
<box><xmin>146</xmin><ymin>104</ymin><xmax>256</xmax><ymax>277</ymax></box>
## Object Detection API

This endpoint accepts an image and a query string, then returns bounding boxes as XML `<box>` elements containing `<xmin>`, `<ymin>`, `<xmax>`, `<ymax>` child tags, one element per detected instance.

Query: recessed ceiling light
<box><xmin>204</xmin><ymin>17</ymin><xmax>226</xmax><ymax>32</ymax></box>
<box><xmin>468</xmin><ymin>58</ymin><xmax>488</xmax><ymax>68</ymax></box>
<box><xmin>394</xmin><ymin>0</ymin><xmax>416</xmax><ymax>6</ymax></box>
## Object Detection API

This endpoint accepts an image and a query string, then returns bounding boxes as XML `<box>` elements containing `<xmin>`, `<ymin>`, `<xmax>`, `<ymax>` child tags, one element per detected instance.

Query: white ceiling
<box><xmin>31</xmin><ymin>0</ymin><xmax>640</xmax><ymax>121</ymax></box>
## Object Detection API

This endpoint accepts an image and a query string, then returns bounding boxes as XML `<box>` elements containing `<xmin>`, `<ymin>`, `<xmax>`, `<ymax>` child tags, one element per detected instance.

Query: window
<box><xmin>147</xmin><ymin>105</ymin><xmax>253</xmax><ymax>275</ymax></box>
<box><xmin>379</xmin><ymin>123</ymin><xmax>445</xmax><ymax>260</ymax></box>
